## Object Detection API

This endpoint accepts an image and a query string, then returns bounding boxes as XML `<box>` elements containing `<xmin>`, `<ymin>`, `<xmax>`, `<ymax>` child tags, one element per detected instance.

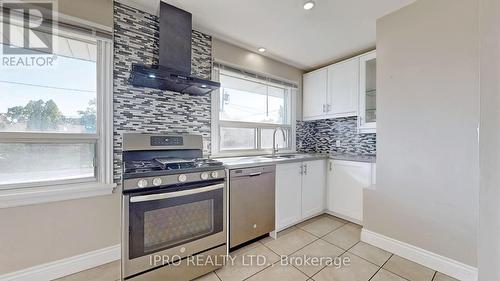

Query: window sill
<box><xmin>0</xmin><ymin>182</ymin><xmax>116</xmax><ymax>209</ymax></box>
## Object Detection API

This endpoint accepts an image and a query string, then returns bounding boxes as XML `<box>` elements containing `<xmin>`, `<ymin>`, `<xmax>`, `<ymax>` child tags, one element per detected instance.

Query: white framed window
<box><xmin>0</xmin><ymin>19</ymin><xmax>114</xmax><ymax>207</ymax></box>
<box><xmin>211</xmin><ymin>64</ymin><xmax>297</xmax><ymax>156</ymax></box>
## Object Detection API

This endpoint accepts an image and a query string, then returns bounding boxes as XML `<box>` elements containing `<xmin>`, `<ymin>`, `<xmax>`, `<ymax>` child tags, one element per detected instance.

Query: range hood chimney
<box><xmin>129</xmin><ymin>2</ymin><xmax>220</xmax><ymax>95</ymax></box>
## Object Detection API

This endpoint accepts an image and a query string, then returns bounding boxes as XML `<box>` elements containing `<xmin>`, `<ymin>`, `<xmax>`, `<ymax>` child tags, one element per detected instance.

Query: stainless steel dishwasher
<box><xmin>229</xmin><ymin>165</ymin><xmax>275</xmax><ymax>248</ymax></box>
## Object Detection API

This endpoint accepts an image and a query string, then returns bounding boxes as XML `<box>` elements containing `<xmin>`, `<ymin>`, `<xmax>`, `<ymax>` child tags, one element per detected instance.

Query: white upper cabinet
<box><xmin>303</xmin><ymin>68</ymin><xmax>327</xmax><ymax>120</ymax></box>
<box><xmin>326</xmin><ymin>58</ymin><xmax>359</xmax><ymax>118</ymax></box>
<box><xmin>302</xmin><ymin>57</ymin><xmax>359</xmax><ymax>121</ymax></box>
<box><xmin>358</xmin><ymin>51</ymin><xmax>377</xmax><ymax>133</ymax></box>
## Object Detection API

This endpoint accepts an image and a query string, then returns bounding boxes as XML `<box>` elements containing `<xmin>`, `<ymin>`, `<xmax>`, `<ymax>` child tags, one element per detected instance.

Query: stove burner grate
<box><xmin>124</xmin><ymin>158</ymin><xmax>224</xmax><ymax>175</ymax></box>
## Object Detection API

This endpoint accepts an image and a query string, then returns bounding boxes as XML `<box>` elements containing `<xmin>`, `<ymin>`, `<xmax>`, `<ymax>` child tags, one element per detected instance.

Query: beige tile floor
<box><xmin>56</xmin><ymin>214</ymin><xmax>459</xmax><ymax>281</ymax></box>
<box><xmin>199</xmin><ymin>214</ymin><xmax>459</xmax><ymax>281</ymax></box>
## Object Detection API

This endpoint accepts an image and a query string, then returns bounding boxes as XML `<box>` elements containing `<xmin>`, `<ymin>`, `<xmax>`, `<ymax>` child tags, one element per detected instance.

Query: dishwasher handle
<box><xmin>230</xmin><ymin>165</ymin><xmax>275</xmax><ymax>178</ymax></box>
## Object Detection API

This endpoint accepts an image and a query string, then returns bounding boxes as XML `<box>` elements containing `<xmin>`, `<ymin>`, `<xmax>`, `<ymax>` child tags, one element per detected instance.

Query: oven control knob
<box><xmin>211</xmin><ymin>171</ymin><xmax>219</xmax><ymax>178</ymax></box>
<box><xmin>137</xmin><ymin>179</ymin><xmax>148</xmax><ymax>188</ymax></box>
<box><xmin>200</xmin><ymin>172</ymin><xmax>209</xmax><ymax>180</ymax></box>
<box><xmin>178</xmin><ymin>174</ymin><xmax>187</xmax><ymax>182</ymax></box>
<box><xmin>152</xmin><ymin>177</ymin><xmax>162</xmax><ymax>186</ymax></box>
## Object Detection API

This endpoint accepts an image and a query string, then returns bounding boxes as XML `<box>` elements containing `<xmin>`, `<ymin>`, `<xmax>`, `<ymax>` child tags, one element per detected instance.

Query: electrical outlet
<box><xmin>335</xmin><ymin>140</ymin><xmax>341</xmax><ymax>147</ymax></box>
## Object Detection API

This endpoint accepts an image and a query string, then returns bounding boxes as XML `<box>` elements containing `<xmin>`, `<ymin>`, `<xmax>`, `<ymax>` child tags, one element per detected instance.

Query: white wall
<box><xmin>478</xmin><ymin>0</ymin><xmax>500</xmax><ymax>279</ymax></box>
<box><xmin>364</xmin><ymin>0</ymin><xmax>479</xmax><ymax>266</ymax></box>
<box><xmin>58</xmin><ymin>0</ymin><xmax>114</xmax><ymax>30</ymax></box>
<box><xmin>31</xmin><ymin>0</ymin><xmax>113</xmax><ymax>30</ymax></box>
<box><xmin>0</xmin><ymin>193</ymin><xmax>120</xmax><ymax>274</ymax></box>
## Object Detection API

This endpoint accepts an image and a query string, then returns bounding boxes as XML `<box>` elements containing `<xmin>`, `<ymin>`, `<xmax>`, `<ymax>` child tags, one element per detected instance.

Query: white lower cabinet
<box><xmin>276</xmin><ymin>160</ymin><xmax>326</xmax><ymax>231</ymax></box>
<box><xmin>276</xmin><ymin>162</ymin><xmax>302</xmax><ymax>231</ymax></box>
<box><xmin>301</xmin><ymin>160</ymin><xmax>326</xmax><ymax>218</ymax></box>
<box><xmin>327</xmin><ymin>160</ymin><xmax>375</xmax><ymax>224</ymax></box>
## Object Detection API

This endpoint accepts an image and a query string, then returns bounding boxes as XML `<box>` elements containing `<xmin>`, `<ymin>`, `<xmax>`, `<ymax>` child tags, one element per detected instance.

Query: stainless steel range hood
<box><xmin>129</xmin><ymin>2</ymin><xmax>220</xmax><ymax>95</ymax></box>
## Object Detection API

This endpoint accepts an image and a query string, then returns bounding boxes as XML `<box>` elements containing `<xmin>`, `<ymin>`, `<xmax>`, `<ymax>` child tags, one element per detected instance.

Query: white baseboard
<box><xmin>325</xmin><ymin>210</ymin><xmax>363</xmax><ymax>225</ymax></box>
<box><xmin>0</xmin><ymin>245</ymin><xmax>120</xmax><ymax>281</ymax></box>
<box><xmin>361</xmin><ymin>229</ymin><xmax>478</xmax><ymax>281</ymax></box>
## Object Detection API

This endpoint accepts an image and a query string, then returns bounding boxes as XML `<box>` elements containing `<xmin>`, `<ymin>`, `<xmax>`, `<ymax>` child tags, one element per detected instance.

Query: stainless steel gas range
<box><xmin>121</xmin><ymin>133</ymin><xmax>227</xmax><ymax>281</ymax></box>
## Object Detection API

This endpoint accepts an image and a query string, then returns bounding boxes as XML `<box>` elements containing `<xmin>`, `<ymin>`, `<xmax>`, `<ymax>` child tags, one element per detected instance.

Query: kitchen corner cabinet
<box><xmin>326</xmin><ymin>58</ymin><xmax>359</xmax><ymax>118</ymax></box>
<box><xmin>302</xmin><ymin>50</ymin><xmax>377</xmax><ymax>134</ymax></box>
<box><xmin>358</xmin><ymin>51</ymin><xmax>377</xmax><ymax>133</ymax></box>
<box><xmin>276</xmin><ymin>160</ymin><xmax>326</xmax><ymax>231</ymax></box>
<box><xmin>327</xmin><ymin>160</ymin><xmax>375</xmax><ymax>224</ymax></box>
<box><xmin>303</xmin><ymin>58</ymin><xmax>359</xmax><ymax>121</ymax></box>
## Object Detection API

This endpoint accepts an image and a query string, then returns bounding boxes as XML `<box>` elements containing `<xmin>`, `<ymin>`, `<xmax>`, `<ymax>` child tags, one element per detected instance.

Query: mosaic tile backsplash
<box><xmin>296</xmin><ymin>117</ymin><xmax>376</xmax><ymax>155</ymax></box>
<box><xmin>113</xmin><ymin>2</ymin><xmax>213</xmax><ymax>185</ymax></box>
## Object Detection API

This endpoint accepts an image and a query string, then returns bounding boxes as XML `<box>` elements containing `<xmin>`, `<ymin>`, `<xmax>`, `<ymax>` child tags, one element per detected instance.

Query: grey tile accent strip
<box><xmin>296</xmin><ymin>117</ymin><xmax>376</xmax><ymax>156</ymax></box>
<box><xmin>113</xmin><ymin>2</ymin><xmax>213</xmax><ymax>186</ymax></box>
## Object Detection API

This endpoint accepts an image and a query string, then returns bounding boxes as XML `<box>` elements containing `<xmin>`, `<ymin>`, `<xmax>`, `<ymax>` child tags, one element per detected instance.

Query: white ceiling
<box><xmin>121</xmin><ymin>0</ymin><xmax>415</xmax><ymax>70</ymax></box>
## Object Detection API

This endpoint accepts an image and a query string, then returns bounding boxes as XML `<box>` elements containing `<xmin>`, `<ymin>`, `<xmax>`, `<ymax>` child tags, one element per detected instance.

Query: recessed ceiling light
<box><xmin>148</xmin><ymin>74</ymin><xmax>156</xmax><ymax>78</ymax></box>
<box><xmin>303</xmin><ymin>1</ymin><xmax>315</xmax><ymax>10</ymax></box>
<box><xmin>258</xmin><ymin>47</ymin><xmax>267</xmax><ymax>53</ymax></box>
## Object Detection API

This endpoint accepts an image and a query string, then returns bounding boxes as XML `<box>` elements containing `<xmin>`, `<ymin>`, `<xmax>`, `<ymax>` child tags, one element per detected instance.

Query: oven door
<box><xmin>122</xmin><ymin>181</ymin><xmax>226</xmax><ymax>278</ymax></box>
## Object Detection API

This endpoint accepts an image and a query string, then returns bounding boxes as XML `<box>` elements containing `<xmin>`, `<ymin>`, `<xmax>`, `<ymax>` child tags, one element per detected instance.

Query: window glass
<box><xmin>220</xmin><ymin>127</ymin><xmax>256</xmax><ymax>150</ymax></box>
<box><xmin>261</xmin><ymin>128</ymin><xmax>290</xmax><ymax>149</ymax></box>
<box><xmin>0</xmin><ymin>143</ymin><xmax>95</xmax><ymax>185</ymax></box>
<box><xmin>0</xmin><ymin>41</ymin><xmax>97</xmax><ymax>133</ymax></box>
<box><xmin>219</xmin><ymin>74</ymin><xmax>290</xmax><ymax>125</ymax></box>
<box><xmin>365</xmin><ymin>58</ymin><xmax>377</xmax><ymax>123</ymax></box>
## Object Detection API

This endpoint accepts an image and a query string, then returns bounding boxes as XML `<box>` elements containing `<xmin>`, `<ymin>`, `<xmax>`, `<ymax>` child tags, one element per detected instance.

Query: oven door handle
<box><xmin>129</xmin><ymin>183</ymin><xmax>224</xmax><ymax>203</ymax></box>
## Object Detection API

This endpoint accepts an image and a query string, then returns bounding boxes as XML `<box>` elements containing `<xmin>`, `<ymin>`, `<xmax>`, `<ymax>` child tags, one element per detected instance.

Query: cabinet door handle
<box><xmin>300</xmin><ymin>164</ymin><xmax>303</xmax><ymax>175</ymax></box>
<box><xmin>327</xmin><ymin>104</ymin><xmax>332</xmax><ymax>112</ymax></box>
<box><xmin>304</xmin><ymin>163</ymin><xmax>308</xmax><ymax>175</ymax></box>
<box><xmin>322</xmin><ymin>104</ymin><xmax>326</xmax><ymax>113</ymax></box>
<box><xmin>329</xmin><ymin>161</ymin><xmax>333</xmax><ymax>172</ymax></box>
